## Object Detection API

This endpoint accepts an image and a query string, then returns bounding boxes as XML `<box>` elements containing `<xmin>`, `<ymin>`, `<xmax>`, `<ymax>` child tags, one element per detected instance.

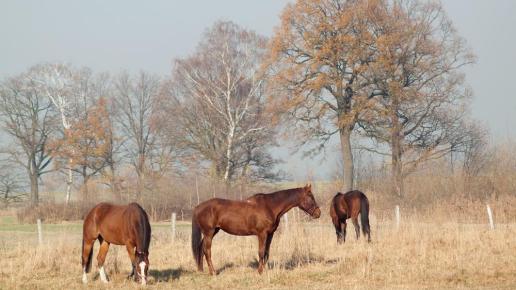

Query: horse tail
<box><xmin>330</xmin><ymin>193</ymin><xmax>339</xmax><ymax>219</ymax></box>
<box><xmin>191</xmin><ymin>213</ymin><xmax>203</xmax><ymax>271</ymax></box>
<box><xmin>360</xmin><ymin>193</ymin><xmax>371</xmax><ymax>240</ymax></box>
<box><xmin>82</xmin><ymin>238</ymin><xmax>94</xmax><ymax>273</ymax></box>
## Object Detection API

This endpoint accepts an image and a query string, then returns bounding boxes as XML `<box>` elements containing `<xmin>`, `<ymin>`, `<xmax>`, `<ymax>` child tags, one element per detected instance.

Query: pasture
<box><xmin>1</xmin><ymin>210</ymin><xmax>515</xmax><ymax>289</ymax></box>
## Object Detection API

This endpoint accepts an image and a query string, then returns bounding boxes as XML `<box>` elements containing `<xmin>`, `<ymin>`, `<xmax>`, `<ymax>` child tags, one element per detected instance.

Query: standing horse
<box><xmin>191</xmin><ymin>184</ymin><xmax>321</xmax><ymax>275</ymax></box>
<box><xmin>330</xmin><ymin>190</ymin><xmax>371</xmax><ymax>243</ymax></box>
<box><xmin>81</xmin><ymin>202</ymin><xmax>151</xmax><ymax>285</ymax></box>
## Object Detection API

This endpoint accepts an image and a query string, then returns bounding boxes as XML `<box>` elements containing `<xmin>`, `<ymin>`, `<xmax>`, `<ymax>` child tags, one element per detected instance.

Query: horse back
<box><xmin>83</xmin><ymin>202</ymin><xmax>150</xmax><ymax>247</ymax></box>
<box><xmin>343</xmin><ymin>190</ymin><xmax>368</xmax><ymax>217</ymax></box>
<box><xmin>331</xmin><ymin>193</ymin><xmax>349</xmax><ymax>220</ymax></box>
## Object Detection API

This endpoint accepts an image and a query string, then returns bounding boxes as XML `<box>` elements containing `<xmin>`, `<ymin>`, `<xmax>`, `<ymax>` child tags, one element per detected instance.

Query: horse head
<box><xmin>299</xmin><ymin>184</ymin><xmax>321</xmax><ymax>218</ymax></box>
<box><xmin>135</xmin><ymin>250</ymin><xmax>149</xmax><ymax>285</ymax></box>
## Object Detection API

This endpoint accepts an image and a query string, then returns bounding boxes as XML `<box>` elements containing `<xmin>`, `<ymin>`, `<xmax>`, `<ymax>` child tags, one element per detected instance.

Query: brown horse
<box><xmin>81</xmin><ymin>202</ymin><xmax>151</xmax><ymax>285</ymax></box>
<box><xmin>191</xmin><ymin>184</ymin><xmax>321</xmax><ymax>275</ymax></box>
<box><xmin>330</xmin><ymin>190</ymin><xmax>371</xmax><ymax>243</ymax></box>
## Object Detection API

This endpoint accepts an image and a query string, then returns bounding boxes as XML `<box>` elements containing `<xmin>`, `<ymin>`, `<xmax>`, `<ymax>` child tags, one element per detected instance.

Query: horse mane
<box><xmin>249</xmin><ymin>187</ymin><xmax>303</xmax><ymax>205</ymax></box>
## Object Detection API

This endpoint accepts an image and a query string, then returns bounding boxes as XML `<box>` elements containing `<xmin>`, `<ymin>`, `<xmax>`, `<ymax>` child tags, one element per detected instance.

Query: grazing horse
<box><xmin>81</xmin><ymin>202</ymin><xmax>151</xmax><ymax>285</ymax></box>
<box><xmin>191</xmin><ymin>184</ymin><xmax>321</xmax><ymax>275</ymax></box>
<box><xmin>330</xmin><ymin>190</ymin><xmax>371</xmax><ymax>243</ymax></box>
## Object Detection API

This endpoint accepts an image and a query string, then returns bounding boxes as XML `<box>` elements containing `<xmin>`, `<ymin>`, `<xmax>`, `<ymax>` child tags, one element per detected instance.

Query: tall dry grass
<box><xmin>4</xmin><ymin>141</ymin><xmax>516</xmax><ymax>288</ymax></box>
<box><xmin>1</xmin><ymin>205</ymin><xmax>515</xmax><ymax>289</ymax></box>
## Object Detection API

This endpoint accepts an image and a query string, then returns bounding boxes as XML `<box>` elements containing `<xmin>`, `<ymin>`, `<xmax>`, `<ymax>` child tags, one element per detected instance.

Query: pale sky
<box><xmin>1</xmin><ymin>0</ymin><xmax>515</xmax><ymax>180</ymax></box>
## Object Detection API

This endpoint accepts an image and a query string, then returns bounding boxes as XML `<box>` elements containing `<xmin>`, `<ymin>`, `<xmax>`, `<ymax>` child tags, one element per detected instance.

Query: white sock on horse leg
<box><xmin>99</xmin><ymin>266</ymin><xmax>108</xmax><ymax>283</ymax></box>
<box><xmin>82</xmin><ymin>270</ymin><xmax>87</xmax><ymax>284</ymax></box>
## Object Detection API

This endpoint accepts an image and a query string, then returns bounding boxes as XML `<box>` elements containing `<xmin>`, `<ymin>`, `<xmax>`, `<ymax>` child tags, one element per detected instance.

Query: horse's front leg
<box><xmin>264</xmin><ymin>232</ymin><xmax>275</xmax><ymax>265</ymax></box>
<box><xmin>257</xmin><ymin>232</ymin><xmax>267</xmax><ymax>274</ymax></box>
<box><xmin>125</xmin><ymin>243</ymin><xmax>136</xmax><ymax>279</ymax></box>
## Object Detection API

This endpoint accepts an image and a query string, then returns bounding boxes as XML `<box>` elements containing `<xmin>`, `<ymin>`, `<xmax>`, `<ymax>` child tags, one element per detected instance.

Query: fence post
<box><xmin>486</xmin><ymin>204</ymin><xmax>494</xmax><ymax>230</ymax></box>
<box><xmin>395</xmin><ymin>205</ymin><xmax>400</xmax><ymax>229</ymax></box>
<box><xmin>37</xmin><ymin>218</ymin><xmax>43</xmax><ymax>245</ymax></box>
<box><xmin>171</xmin><ymin>212</ymin><xmax>177</xmax><ymax>242</ymax></box>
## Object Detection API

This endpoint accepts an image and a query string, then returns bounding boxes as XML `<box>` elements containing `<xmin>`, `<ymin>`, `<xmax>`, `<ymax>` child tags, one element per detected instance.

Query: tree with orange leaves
<box><xmin>355</xmin><ymin>0</ymin><xmax>476</xmax><ymax>197</ymax></box>
<box><xmin>267</xmin><ymin>0</ymin><xmax>379</xmax><ymax>191</ymax></box>
<box><xmin>52</xmin><ymin>97</ymin><xmax>113</xmax><ymax>198</ymax></box>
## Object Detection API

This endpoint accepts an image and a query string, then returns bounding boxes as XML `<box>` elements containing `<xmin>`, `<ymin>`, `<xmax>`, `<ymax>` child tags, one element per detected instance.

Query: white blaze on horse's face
<box><xmin>139</xmin><ymin>261</ymin><xmax>147</xmax><ymax>285</ymax></box>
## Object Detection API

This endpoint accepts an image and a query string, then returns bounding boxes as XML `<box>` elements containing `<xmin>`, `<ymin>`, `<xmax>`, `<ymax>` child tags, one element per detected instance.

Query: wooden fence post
<box><xmin>171</xmin><ymin>212</ymin><xmax>177</xmax><ymax>242</ymax></box>
<box><xmin>37</xmin><ymin>218</ymin><xmax>43</xmax><ymax>245</ymax></box>
<box><xmin>486</xmin><ymin>204</ymin><xmax>494</xmax><ymax>230</ymax></box>
<box><xmin>395</xmin><ymin>205</ymin><xmax>400</xmax><ymax>229</ymax></box>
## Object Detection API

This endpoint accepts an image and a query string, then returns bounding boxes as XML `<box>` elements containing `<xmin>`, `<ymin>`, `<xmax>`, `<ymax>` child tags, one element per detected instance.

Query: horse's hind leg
<box><xmin>202</xmin><ymin>229</ymin><xmax>218</xmax><ymax>275</ymax></box>
<box><xmin>341</xmin><ymin>221</ymin><xmax>347</xmax><ymax>243</ymax></box>
<box><xmin>97</xmin><ymin>237</ymin><xmax>110</xmax><ymax>283</ymax></box>
<box><xmin>332</xmin><ymin>216</ymin><xmax>344</xmax><ymax>244</ymax></box>
<box><xmin>352</xmin><ymin>217</ymin><xmax>360</xmax><ymax>240</ymax></box>
<box><xmin>81</xmin><ymin>238</ymin><xmax>95</xmax><ymax>284</ymax></box>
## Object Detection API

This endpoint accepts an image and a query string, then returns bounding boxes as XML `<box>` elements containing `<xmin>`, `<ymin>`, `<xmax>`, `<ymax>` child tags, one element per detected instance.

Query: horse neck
<box><xmin>270</xmin><ymin>189</ymin><xmax>302</xmax><ymax>218</ymax></box>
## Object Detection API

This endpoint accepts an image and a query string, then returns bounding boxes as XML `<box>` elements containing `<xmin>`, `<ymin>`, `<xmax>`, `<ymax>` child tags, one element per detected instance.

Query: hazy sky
<box><xmin>1</xmin><ymin>0</ymin><xmax>515</xmax><ymax>180</ymax></box>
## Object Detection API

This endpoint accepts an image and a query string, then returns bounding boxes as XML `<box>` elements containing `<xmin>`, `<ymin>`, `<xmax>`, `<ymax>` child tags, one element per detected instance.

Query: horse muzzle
<box><xmin>311</xmin><ymin>207</ymin><xmax>321</xmax><ymax>219</ymax></box>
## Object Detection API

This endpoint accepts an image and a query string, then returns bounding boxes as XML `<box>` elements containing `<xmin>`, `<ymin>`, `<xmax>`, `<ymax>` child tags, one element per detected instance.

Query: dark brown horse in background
<box><xmin>81</xmin><ymin>202</ymin><xmax>151</xmax><ymax>285</ymax></box>
<box><xmin>192</xmin><ymin>184</ymin><xmax>321</xmax><ymax>275</ymax></box>
<box><xmin>330</xmin><ymin>190</ymin><xmax>371</xmax><ymax>243</ymax></box>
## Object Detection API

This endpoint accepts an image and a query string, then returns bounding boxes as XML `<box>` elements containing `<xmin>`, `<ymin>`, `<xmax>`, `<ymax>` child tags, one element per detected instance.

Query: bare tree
<box><xmin>0</xmin><ymin>166</ymin><xmax>24</xmax><ymax>208</ymax></box>
<box><xmin>31</xmin><ymin>63</ymin><xmax>76</xmax><ymax>204</ymax></box>
<box><xmin>167</xmin><ymin>21</ymin><xmax>280</xmax><ymax>185</ymax></box>
<box><xmin>112</xmin><ymin>71</ymin><xmax>162</xmax><ymax>196</ymax></box>
<box><xmin>0</xmin><ymin>68</ymin><xmax>57</xmax><ymax>206</ymax></box>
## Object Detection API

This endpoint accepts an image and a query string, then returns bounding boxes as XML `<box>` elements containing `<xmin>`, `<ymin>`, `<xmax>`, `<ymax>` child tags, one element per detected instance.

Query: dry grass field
<box><xmin>1</xmin><ymin>206</ymin><xmax>515</xmax><ymax>290</ymax></box>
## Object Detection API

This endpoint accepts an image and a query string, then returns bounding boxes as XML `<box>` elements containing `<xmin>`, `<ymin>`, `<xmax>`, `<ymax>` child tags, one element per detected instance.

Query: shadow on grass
<box><xmin>149</xmin><ymin>267</ymin><xmax>192</xmax><ymax>282</ymax></box>
<box><xmin>216</xmin><ymin>262</ymin><xmax>235</xmax><ymax>275</ymax></box>
<box><xmin>248</xmin><ymin>253</ymin><xmax>329</xmax><ymax>271</ymax></box>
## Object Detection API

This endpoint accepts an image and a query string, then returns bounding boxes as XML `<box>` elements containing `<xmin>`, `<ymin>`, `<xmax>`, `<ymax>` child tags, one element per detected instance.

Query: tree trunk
<box><xmin>223</xmin><ymin>127</ymin><xmax>235</xmax><ymax>183</ymax></box>
<box><xmin>110</xmin><ymin>163</ymin><xmax>121</xmax><ymax>202</ymax></box>
<box><xmin>339</xmin><ymin>126</ymin><xmax>354</xmax><ymax>192</ymax></box>
<box><xmin>136</xmin><ymin>154</ymin><xmax>145</xmax><ymax>197</ymax></box>
<box><xmin>391</xmin><ymin>139</ymin><xmax>403</xmax><ymax>198</ymax></box>
<box><xmin>29</xmin><ymin>168</ymin><xmax>39</xmax><ymax>207</ymax></box>
<box><xmin>65</xmin><ymin>158</ymin><xmax>73</xmax><ymax>204</ymax></box>
<box><xmin>82</xmin><ymin>166</ymin><xmax>89</xmax><ymax>201</ymax></box>
<box><xmin>390</xmin><ymin>99</ymin><xmax>404</xmax><ymax>198</ymax></box>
